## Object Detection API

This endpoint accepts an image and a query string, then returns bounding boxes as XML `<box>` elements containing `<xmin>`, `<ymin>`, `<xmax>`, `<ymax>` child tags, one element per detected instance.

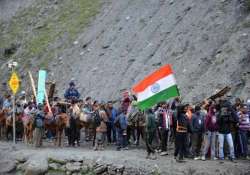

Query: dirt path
<box><xmin>0</xmin><ymin>141</ymin><xmax>250</xmax><ymax>175</ymax></box>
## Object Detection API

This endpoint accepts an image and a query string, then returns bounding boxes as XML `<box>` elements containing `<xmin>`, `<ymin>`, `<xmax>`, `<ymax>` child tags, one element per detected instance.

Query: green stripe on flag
<box><xmin>137</xmin><ymin>85</ymin><xmax>180</xmax><ymax>110</ymax></box>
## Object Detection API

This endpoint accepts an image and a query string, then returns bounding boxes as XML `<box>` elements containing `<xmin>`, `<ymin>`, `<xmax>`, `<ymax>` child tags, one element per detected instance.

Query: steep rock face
<box><xmin>1</xmin><ymin>0</ymin><xmax>250</xmax><ymax>102</ymax></box>
<box><xmin>0</xmin><ymin>0</ymin><xmax>36</xmax><ymax>21</ymax></box>
<box><xmin>52</xmin><ymin>0</ymin><xmax>250</xmax><ymax>102</ymax></box>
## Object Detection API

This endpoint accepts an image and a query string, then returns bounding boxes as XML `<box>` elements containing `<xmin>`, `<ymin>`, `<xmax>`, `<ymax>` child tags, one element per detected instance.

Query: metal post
<box><xmin>12</xmin><ymin>94</ymin><xmax>16</xmax><ymax>144</ymax></box>
<box><xmin>12</xmin><ymin>65</ymin><xmax>16</xmax><ymax>145</ymax></box>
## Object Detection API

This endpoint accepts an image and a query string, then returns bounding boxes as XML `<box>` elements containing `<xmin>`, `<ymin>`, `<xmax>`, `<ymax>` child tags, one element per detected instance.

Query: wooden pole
<box><xmin>28</xmin><ymin>71</ymin><xmax>37</xmax><ymax>100</ymax></box>
<box><xmin>44</xmin><ymin>89</ymin><xmax>52</xmax><ymax>114</ymax></box>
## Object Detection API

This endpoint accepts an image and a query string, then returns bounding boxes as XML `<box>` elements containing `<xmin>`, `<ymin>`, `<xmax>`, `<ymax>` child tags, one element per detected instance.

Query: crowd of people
<box><xmin>0</xmin><ymin>81</ymin><xmax>250</xmax><ymax>163</ymax></box>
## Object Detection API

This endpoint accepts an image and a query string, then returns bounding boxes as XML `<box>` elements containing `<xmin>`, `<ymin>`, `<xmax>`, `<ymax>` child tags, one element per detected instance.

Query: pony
<box><xmin>54</xmin><ymin>113</ymin><xmax>70</xmax><ymax>147</ymax></box>
<box><xmin>22</xmin><ymin>114</ymin><xmax>34</xmax><ymax>144</ymax></box>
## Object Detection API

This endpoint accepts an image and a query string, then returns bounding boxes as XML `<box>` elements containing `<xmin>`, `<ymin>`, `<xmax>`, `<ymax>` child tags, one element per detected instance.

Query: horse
<box><xmin>5</xmin><ymin>113</ymin><xmax>24</xmax><ymax>141</ymax></box>
<box><xmin>0</xmin><ymin>109</ymin><xmax>9</xmax><ymax>139</ymax></box>
<box><xmin>44</xmin><ymin>112</ymin><xmax>70</xmax><ymax>147</ymax></box>
<box><xmin>22</xmin><ymin>114</ymin><xmax>34</xmax><ymax>144</ymax></box>
<box><xmin>54</xmin><ymin>113</ymin><xmax>70</xmax><ymax>147</ymax></box>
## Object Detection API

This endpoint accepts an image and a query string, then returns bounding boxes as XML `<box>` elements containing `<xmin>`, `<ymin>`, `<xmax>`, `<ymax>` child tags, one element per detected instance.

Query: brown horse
<box><xmin>5</xmin><ymin>113</ymin><xmax>24</xmax><ymax>141</ymax></box>
<box><xmin>44</xmin><ymin>113</ymin><xmax>70</xmax><ymax>147</ymax></box>
<box><xmin>55</xmin><ymin>113</ymin><xmax>70</xmax><ymax>147</ymax></box>
<box><xmin>0</xmin><ymin>109</ymin><xmax>8</xmax><ymax>139</ymax></box>
<box><xmin>23</xmin><ymin>115</ymin><xmax>34</xmax><ymax>144</ymax></box>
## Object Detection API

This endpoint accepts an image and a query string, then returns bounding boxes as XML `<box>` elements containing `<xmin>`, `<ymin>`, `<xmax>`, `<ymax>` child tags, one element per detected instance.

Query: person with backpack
<box><xmin>217</xmin><ymin>99</ymin><xmax>238</xmax><ymax>161</ymax></box>
<box><xmin>115</xmin><ymin>108</ymin><xmax>128</xmax><ymax>151</ymax></box>
<box><xmin>191</xmin><ymin>105</ymin><xmax>205</xmax><ymax>160</ymax></box>
<box><xmin>201</xmin><ymin>104</ymin><xmax>219</xmax><ymax>161</ymax></box>
<box><xmin>94</xmin><ymin>103</ymin><xmax>108</xmax><ymax>151</ymax></box>
<box><xmin>33</xmin><ymin>103</ymin><xmax>45</xmax><ymax>147</ymax></box>
<box><xmin>145</xmin><ymin>108</ymin><xmax>157</xmax><ymax>160</ymax></box>
<box><xmin>237</xmin><ymin>104</ymin><xmax>250</xmax><ymax>159</ymax></box>
<box><xmin>126</xmin><ymin>101</ymin><xmax>137</xmax><ymax>145</ymax></box>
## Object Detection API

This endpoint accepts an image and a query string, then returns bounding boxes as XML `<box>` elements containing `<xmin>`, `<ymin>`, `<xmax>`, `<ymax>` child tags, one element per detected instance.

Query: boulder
<box><xmin>0</xmin><ymin>160</ymin><xmax>16</xmax><ymax>174</ymax></box>
<box><xmin>49</xmin><ymin>163</ymin><xmax>60</xmax><ymax>170</ymax></box>
<box><xmin>65</xmin><ymin>162</ymin><xmax>81</xmax><ymax>172</ymax></box>
<box><xmin>94</xmin><ymin>165</ymin><xmax>108</xmax><ymax>174</ymax></box>
<box><xmin>58</xmin><ymin>165</ymin><xmax>66</xmax><ymax>172</ymax></box>
<box><xmin>81</xmin><ymin>164</ymin><xmax>89</xmax><ymax>173</ymax></box>
<box><xmin>115</xmin><ymin>164</ymin><xmax>125</xmax><ymax>172</ymax></box>
<box><xmin>24</xmin><ymin>157</ymin><xmax>48</xmax><ymax>175</ymax></box>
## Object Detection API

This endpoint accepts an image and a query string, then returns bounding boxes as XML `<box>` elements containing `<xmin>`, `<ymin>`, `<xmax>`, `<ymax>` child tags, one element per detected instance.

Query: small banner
<box><xmin>37</xmin><ymin>70</ymin><xmax>47</xmax><ymax>105</ymax></box>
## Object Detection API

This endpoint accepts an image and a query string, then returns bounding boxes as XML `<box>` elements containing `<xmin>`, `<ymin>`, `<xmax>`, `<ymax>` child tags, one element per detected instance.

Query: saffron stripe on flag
<box><xmin>132</xmin><ymin>64</ymin><xmax>173</xmax><ymax>93</ymax></box>
<box><xmin>137</xmin><ymin>85</ymin><xmax>179</xmax><ymax>110</ymax></box>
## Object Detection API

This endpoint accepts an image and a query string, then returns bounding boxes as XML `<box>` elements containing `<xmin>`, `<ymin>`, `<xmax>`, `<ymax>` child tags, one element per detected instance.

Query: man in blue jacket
<box><xmin>191</xmin><ymin>105</ymin><xmax>205</xmax><ymax>160</ymax></box>
<box><xmin>116</xmin><ymin>108</ymin><xmax>128</xmax><ymax>151</ymax></box>
<box><xmin>64</xmin><ymin>81</ymin><xmax>80</xmax><ymax>102</ymax></box>
<box><xmin>106</xmin><ymin>101</ymin><xmax>118</xmax><ymax>144</ymax></box>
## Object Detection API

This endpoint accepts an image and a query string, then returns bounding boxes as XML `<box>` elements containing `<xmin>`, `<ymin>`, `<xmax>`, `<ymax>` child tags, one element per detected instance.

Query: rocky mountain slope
<box><xmin>1</xmin><ymin>0</ymin><xmax>250</xmax><ymax>102</ymax></box>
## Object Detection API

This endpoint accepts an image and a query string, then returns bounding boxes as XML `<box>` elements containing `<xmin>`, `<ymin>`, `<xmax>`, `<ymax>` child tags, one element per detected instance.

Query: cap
<box><xmin>69</xmin><ymin>81</ymin><xmax>75</xmax><ymax>86</ymax></box>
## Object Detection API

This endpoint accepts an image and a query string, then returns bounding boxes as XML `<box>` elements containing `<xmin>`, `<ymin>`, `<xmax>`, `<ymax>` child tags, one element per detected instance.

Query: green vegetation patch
<box><xmin>246</xmin><ymin>0</ymin><xmax>250</xmax><ymax>10</ymax></box>
<box><xmin>0</xmin><ymin>0</ymin><xmax>101</xmax><ymax>68</ymax></box>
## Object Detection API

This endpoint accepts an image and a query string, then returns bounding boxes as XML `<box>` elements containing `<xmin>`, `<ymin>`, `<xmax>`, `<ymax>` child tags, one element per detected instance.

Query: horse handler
<box><xmin>33</xmin><ymin>103</ymin><xmax>45</xmax><ymax>147</ymax></box>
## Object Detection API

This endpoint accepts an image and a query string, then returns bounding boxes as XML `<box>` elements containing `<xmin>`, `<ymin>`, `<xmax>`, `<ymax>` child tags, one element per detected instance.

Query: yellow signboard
<box><xmin>8</xmin><ymin>72</ymin><xmax>20</xmax><ymax>95</ymax></box>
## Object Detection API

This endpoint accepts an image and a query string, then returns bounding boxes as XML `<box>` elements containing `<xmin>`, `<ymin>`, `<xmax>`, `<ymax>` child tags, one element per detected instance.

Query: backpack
<box><xmin>35</xmin><ymin>112</ymin><xmax>44</xmax><ymax>128</ymax></box>
<box><xmin>35</xmin><ymin>117</ymin><xmax>44</xmax><ymax>128</ymax></box>
<box><xmin>114</xmin><ymin>116</ymin><xmax>121</xmax><ymax>128</ymax></box>
<box><xmin>93</xmin><ymin>111</ymin><xmax>101</xmax><ymax>127</ymax></box>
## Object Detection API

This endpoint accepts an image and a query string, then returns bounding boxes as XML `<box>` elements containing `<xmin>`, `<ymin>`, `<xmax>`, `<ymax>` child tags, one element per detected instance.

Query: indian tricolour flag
<box><xmin>132</xmin><ymin>64</ymin><xmax>180</xmax><ymax>110</ymax></box>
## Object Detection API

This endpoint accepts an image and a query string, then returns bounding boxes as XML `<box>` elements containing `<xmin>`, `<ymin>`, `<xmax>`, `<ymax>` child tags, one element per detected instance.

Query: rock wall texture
<box><xmin>1</xmin><ymin>0</ymin><xmax>250</xmax><ymax>102</ymax></box>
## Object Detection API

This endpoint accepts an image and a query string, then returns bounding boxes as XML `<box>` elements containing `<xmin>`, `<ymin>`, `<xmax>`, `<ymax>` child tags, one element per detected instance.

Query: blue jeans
<box><xmin>202</xmin><ymin>131</ymin><xmax>217</xmax><ymax>158</ymax></box>
<box><xmin>107</xmin><ymin>122</ymin><xmax>117</xmax><ymax>143</ymax></box>
<box><xmin>117</xmin><ymin>129</ymin><xmax>127</xmax><ymax>149</ymax></box>
<box><xmin>218</xmin><ymin>133</ymin><xmax>235</xmax><ymax>159</ymax></box>
<box><xmin>46</xmin><ymin>130</ymin><xmax>53</xmax><ymax>139</ymax></box>
<box><xmin>239</xmin><ymin>130</ymin><xmax>248</xmax><ymax>157</ymax></box>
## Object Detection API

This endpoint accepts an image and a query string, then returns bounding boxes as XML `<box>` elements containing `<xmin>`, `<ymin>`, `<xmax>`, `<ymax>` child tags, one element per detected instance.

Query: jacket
<box><xmin>118</xmin><ymin>113</ymin><xmax>128</xmax><ymax>130</ymax></box>
<box><xmin>34</xmin><ymin>110</ymin><xmax>45</xmax><ymax>128</ymax></box>
<box><xmin>127</xmin><ymin>107</ymin><xmax>138</xmax><ymax>126</ymax></box>
<box><xmin>218</xmin><ymin>103</ymin><xmax>238</xmax><ymax>134</ymax></box>
<box><xmin>238</xmin><ymin>112</ymin><xmax>250</xmax><ymax>131</ymax></box>
<box><xmin>96</xmin><ymin>110</ymin><xmax>108</xmax><ymax>133</ymax></box>
<box><xmin>106</xmin><ymin>107</ymin><xmax>118</xmax><ymax>123</ymax></box>
<box><xmin>64</xmin><ymin>87</ymin><xmax>80</xmax><ymax>100</ymax></box>
<box><xmin>205</xmin><ymin>106</ymin><xmax>219</xmax><ymax>132</ymax></box>
<box><xmin>176</xmin><ymin>113</ymin><xmax>192</xmax><ymax>133</ymax></box>
<box><xmin>191</xmin><ymin>111</ymin><xmax>205</xmax><ymax>133</ymax></box>
<box><xmin>136</xmin><ymin>111</ymin><xmax>146</xmax><ymax>127</ymax></box>
<box><xmin>158</xmin><ymin>109</ymin><xmax>171</xmax><ymax>130</ymax></box>
<box><xmin>146</xmin><ymin>113</ymin><xmax>156</xmax><ymax>133</ymax></box>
